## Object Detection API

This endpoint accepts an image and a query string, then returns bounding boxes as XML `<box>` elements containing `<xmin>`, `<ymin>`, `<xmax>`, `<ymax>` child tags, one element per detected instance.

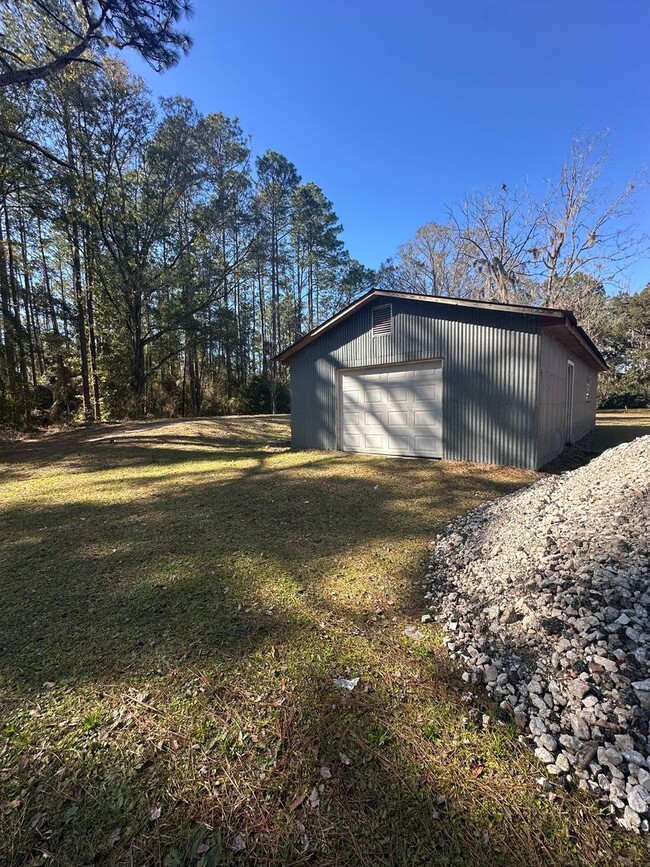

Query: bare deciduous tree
<box><xmin>390</xmin><ymin>221</ymin><xmax>473</xmax><ymax>298</ymax></box>
<box><xmin>392</xmin><ymin>135</ymin><xmax>647</xmax><ymax>312</ymax></box>
<box><xmin>533</xmin><ymin>134</ymin><xmax>646</xmax><ymax>307</ymax></box>
<box><xmin>448</xmin><ymin>183</ymin><xmax>543</xmax><ymax>303</ymax></box>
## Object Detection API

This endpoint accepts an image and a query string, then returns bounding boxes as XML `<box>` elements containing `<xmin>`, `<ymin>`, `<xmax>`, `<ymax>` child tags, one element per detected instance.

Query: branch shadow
<box><xmin>0</xmin><ymin>449</ymin><xmax>523</xmax><ymax>697</ymax></box>
<box><xmin>2</xmin><ymin>425</ymin><xmax>641</xmax><ymax>866</ymax></box>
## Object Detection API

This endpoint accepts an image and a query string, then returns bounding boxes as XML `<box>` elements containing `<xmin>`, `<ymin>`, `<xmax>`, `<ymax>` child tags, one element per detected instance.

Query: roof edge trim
<box><xmin>275</xmin><ymin>289</ymin><xmax>607</xmax><ymax>370</ymax></box>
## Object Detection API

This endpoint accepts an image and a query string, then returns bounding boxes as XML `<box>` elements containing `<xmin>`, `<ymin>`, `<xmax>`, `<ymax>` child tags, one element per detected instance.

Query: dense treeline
<box><xmin>596</xmin><ymin>285</ymin><xmax>650</xmax><ymax>408</ymax></box>
<box><xmin>0</xmin><ymin>2</ymin><xmax>648</xmax><ymax>426</ymax></box>
<box><xmin>0</xmin><ymin>57</ymin><xmax>374</xmax><ymax>424</ymax></box>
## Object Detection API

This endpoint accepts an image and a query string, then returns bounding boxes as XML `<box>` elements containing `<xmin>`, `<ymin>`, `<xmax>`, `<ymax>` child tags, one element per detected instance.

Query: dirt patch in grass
<box><xmin>1</xmin><ymin>416</ymin><xmax>647</xmax><ymax>866</ymax></box>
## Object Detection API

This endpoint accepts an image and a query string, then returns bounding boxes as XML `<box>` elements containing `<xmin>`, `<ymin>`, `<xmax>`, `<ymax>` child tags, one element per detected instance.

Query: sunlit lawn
<box><xmin>594</xmin><ymin>408</ymin><xmax>650</xmax><ymax>448</ymax></box>
<box><xmin>1</xmin><ymin>414</ymin><xmax>648</xmax><ymax>866</ymax></box>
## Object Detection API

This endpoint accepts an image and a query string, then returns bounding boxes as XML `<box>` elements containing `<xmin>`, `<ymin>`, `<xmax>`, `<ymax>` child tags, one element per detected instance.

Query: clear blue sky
<box><xmin>128</xmin><ymin>0</ymin><xmax>650</xmax><ymax>289</ymax></box>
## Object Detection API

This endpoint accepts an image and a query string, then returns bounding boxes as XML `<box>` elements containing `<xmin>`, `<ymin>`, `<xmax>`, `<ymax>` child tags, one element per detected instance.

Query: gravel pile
<box><xmin>425</xmin><ymin>436</ymin><xmax>650</xmax><ymax>832</ymax></box>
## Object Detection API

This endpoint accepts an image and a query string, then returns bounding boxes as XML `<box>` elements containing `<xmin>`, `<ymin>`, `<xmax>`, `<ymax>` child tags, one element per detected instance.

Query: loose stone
<box><xmin>424</xmin><ymin>436</ymin><xmax>650</xmax><ymax>832</ymax></box>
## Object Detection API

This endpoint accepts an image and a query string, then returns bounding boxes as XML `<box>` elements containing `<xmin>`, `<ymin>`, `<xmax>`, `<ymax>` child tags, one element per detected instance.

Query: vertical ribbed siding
<box><xmin>536</xmin><ymin>330</ymin><xmax>598</xmax><ymax>466</ymax></box>
<box><xmin>289</xmin><ymin>298</ymin><xmax>542</xmax><ymax>469</ymax></box>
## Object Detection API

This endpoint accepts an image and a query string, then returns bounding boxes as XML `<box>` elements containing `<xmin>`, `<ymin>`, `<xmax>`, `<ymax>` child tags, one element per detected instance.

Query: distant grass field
<box><xmin>541</xmin><ymin>408</ymin><xmax>650</xmax><ymax>472</ymax></box>
<box><xmin>1</xmin><ymin>413</ymin><xmax>648</xmax><ymax>866</ymax></box>
<box><xmin>594</xmin><ymin>408</ymin><xmax>650</xmax><ymax>449</ymax></box>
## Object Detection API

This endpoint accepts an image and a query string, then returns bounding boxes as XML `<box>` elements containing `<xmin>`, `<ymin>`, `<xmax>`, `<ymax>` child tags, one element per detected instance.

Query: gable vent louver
<box><xmin>372</xmin><ymin>304</ymin><xmax>392</xmax><ymax>336</ymax></box>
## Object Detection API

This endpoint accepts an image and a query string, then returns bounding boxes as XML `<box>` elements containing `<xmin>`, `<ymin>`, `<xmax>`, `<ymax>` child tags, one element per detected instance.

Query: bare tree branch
<box><xmin>0</xmin><ymin>127</ymin><xmax>73</xmax><ymax>169</ymax></box>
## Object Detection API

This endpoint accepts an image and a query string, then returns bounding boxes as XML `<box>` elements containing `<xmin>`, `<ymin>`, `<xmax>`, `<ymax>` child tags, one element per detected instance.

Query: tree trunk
<box><xmin>38</xmin><ymin>218</ymin><xmax>59</xmax><ymax>336</ymax></box>
<box><xmin>63</xmin><ymin>105</ymin><xmax>92</xmax><ymax>420</ymax></box>
<box><xmin>132</xmin><ymin>305</ymin><xmax>146</xmax><ymax>418</ymax></box>
<box><xmin>181</xmin><ymin>345</ymin><xmax>187</xmax><ymax>418</ymax></box>
<box><xmin>188</xmin><ymin>341</ymin><xmax>202</xmax><ymax>415</ymax></box>
<box><xmin>83</xmin><ymin>231</ymin><xmax>101</xmax><ymax>420</ymax></box>
<box><xmin>0</xmin><ymin>215</ymin><xmax>18</xmax><ymax>382</ymax></box>
<box><xmin>307</xmin><ymin>255</ymin><xmax>314</xmax><ymax>331</ymax></box>
<box><xmin>28</xmin><ymin>286</ymin><xmax>45</xmax><ymax>376</ymax></box>
<box><xmin>18</xmin><ymin>211</ymin><xmax>38</xmax><ymax>386</ymax></box>
<box><xmin>57</xmin><ymin>255</ymin><xmax>71</xmax><ymax>340</ymax></box>
<box><xmin>257</xmin><ymin>265</ymin><xmax>267</xmax><ymax>379</ymax></box>
<box><xmin>3</xmin><ymin>203</ymin><xmax>29</xmax><ymax>385</ymax></box>
<box><xmin>70</xmin><ymin>225</ymin><xmax>92</xmax><ymax>420</ymax></box>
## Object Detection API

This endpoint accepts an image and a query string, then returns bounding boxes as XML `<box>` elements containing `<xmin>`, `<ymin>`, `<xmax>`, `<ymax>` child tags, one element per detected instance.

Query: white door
<box><xmin>340</xmin><ymin>361</ymin><xmax>443</xmax><ymax>458</ymax></box>
<box><xmin>566</xmin><ymin>361</ymin><xmax>574</xmax><ymax>444</ymax></box>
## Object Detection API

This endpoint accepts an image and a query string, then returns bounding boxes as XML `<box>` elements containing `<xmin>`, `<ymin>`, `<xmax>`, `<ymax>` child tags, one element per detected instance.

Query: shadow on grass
<box><xmin>1</xmin><ymin>640</ymin><xmax>613</xmax><ymax>867</ymax></box>
<box><xmin>1</xmin><ymin>427</ymin><xmax>643</xmax><ymax>866</ymax></box>
<box><xmin>0</xmin><ymin>416</ymin><xmax>292</xmax><ymax>483</ymax></box>
<box><xmin>0</xmin><ymin>451</ymin><xmax>522</xmax><ymax>695</ymax></box>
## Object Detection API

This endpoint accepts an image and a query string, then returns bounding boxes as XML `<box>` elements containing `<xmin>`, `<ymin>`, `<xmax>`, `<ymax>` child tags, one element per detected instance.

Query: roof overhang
<box><xmin>276</xmin><ymin>289</ymin><xmax>607</xmax><ymax>371</ymax></box>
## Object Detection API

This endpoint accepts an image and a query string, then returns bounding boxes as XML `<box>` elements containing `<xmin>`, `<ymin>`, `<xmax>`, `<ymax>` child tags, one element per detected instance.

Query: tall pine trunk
<box><xmin>18</xmin><ymin>210</ymin><xmax>38</xmax><ymax>386</ymax></box>
<box><xmin>63</xmin><ymin>107</ymin><xmax>92</xmax><ymax>420</ymax></box>
<box><xmin>0</xmin><ymin>215</ymin><xmax>18</xmax><ymax>383</ymax></box>
<box><xmin>70</xmin><ymin>224</ymin><xmax>92</xmax><ymax>420</ymax></box>
<box><xmin>131</xmin><ymin>293</ymin><xmax>146</xmax><ymax>418</ymax></box>
<box><xmin>83</xmin><ymin>231</ymin><xmax>101</xmax><ymax>419</ymax></box>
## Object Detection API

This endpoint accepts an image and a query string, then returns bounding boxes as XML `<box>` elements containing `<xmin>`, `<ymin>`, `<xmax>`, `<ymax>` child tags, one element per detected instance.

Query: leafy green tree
<box><xmin>599</xmin><ymin>286</ymin><xmax>650</xmax><ymax>408</ymax></box>
<box><xmin>0</xmin><ymin>47</ymin><xmax>365</xmax><ymax>426</ymax></box>
<box><xmin>0</xmin><ymin>87</ymin><xmax>47</xmax><ymax>423</ymax></box>
<box><xmin>197</xmin><ymin>112</ymin><xmax>252</xmax><ymax>400</ymax></box>
<box><xmin>338</xmin><ymin>256</ymin><xmax>375</xmax><ymax>306</ymax></box>
<box><xmin>253</xmin><ymin>151</ymin><xmax>299</xmax><ymax>409</ymax></box>
<box><xmin>0</xmin><ymin>0</ymin><xmax>192</xmax><ymax>89</ymax></box>
<box><xmin>88</xmin><ymin>87</ymin><xmax>203</xmax><ymax>415</ymax></box>
<box><xmin>292</xmin><ymin>182</ymin><xmax>344</xmax><ymax>334</ymax></box>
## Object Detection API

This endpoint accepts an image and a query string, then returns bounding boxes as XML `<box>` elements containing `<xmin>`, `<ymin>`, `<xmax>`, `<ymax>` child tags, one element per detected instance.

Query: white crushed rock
<box><xmin>424</xmin><ymin>436</ymin><xmax>650</xmax><ymax>832</ymax></box>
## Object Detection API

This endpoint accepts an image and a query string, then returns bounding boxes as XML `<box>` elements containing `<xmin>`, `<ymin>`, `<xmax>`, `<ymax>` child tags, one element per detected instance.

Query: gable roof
<box><xmin>276</xmin><ymin>289</ymin><xmax>607</xmax><ymax>371</ymax></box>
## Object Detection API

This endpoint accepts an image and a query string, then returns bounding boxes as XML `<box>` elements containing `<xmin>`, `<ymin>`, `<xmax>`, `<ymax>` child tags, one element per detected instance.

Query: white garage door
<box><xmin>340</xmin><ymin>361</ymin><xmax>443</xmax><ymax>458</ymax></box>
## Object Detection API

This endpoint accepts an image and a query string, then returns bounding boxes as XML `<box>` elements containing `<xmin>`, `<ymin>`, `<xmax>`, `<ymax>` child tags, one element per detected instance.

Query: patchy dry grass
<box><xmin>1</xmin><ymin>415</ymin><xmax>648</xmax><ymax>866</ymax></box>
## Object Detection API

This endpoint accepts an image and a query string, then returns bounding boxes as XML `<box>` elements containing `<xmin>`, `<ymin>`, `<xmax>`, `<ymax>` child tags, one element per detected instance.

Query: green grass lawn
<box><xmin>1</xmin><ymin>414</ymin><xmax>648</xmax><ymax>866</ymax></box>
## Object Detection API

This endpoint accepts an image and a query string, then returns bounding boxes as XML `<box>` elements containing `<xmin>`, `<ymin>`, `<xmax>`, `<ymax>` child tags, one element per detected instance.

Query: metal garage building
<box><xmin>277</xmin><ymin>290</ymin><xmax>607</xmax><ymax>470</ymax></box>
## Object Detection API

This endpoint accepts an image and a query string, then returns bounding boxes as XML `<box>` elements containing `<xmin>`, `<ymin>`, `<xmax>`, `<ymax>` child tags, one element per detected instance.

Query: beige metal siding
<box><xmin>537</xmin><ymin>329</ymin><xmax>598</xmax><ymax>466</ymax></box>
<box><xmin>289</xmin><ymin>298</ymin><xmax>541</xmax><ymax>469</ymax></box>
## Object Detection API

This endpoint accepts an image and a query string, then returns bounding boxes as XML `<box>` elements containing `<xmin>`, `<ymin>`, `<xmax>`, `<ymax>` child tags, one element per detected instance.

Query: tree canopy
<box><xmin>0</xmin><ymin>0</ymin><xmax>192</xmax><ymax>88</ymax></box>
<box><xmin>0</xmin><ymin>55</ymin><xmax>373</xmax><ymax>424</ymax></box>
<box><xmin>0</xmin><ymin>16</ymin><xmax>647</xmax><ymax>426</ymax></box>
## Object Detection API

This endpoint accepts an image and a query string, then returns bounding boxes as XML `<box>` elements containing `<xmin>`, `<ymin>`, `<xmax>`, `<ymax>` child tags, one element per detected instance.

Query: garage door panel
<box><xmin>340</xmin><ymin>362</ymin><xmax>442</xmax><ymax>458</ymax></box>
<box><xmin>414</xmin><ymin>435</ymin><xmax>441</xmax><ymax>456</ymax></box>
<box><xmin>363</xmin><ymin>411</ymin><xmax>386</xmax><ymax>427</ymax></box>
<box><xmin>413</xmin><ymin>409</ymin><xmax>440</xmax><ymax>427</ymax></box>
<box><xmin>364</xmin><ymin>433</ymin><xmax>386</xmax><ymax>449</ymax></box>
<box><xmin>342</xmin><ymin>389</ymin><xmax>361</xmax><ymax>404</ymax></box>
<box><xmin>343</xmin><ymin>433</ymin><xmax>362</xmax><ymax>448</ymax></box>
<box><xmin>385</xmin><ymin>369</ymin><xmax>413</xmax><ymax>382</ymax></box>
<box><xmin>411</xmin><ymin>384</ymin><xmax>440</xmax><ymax>401</ymax></box>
